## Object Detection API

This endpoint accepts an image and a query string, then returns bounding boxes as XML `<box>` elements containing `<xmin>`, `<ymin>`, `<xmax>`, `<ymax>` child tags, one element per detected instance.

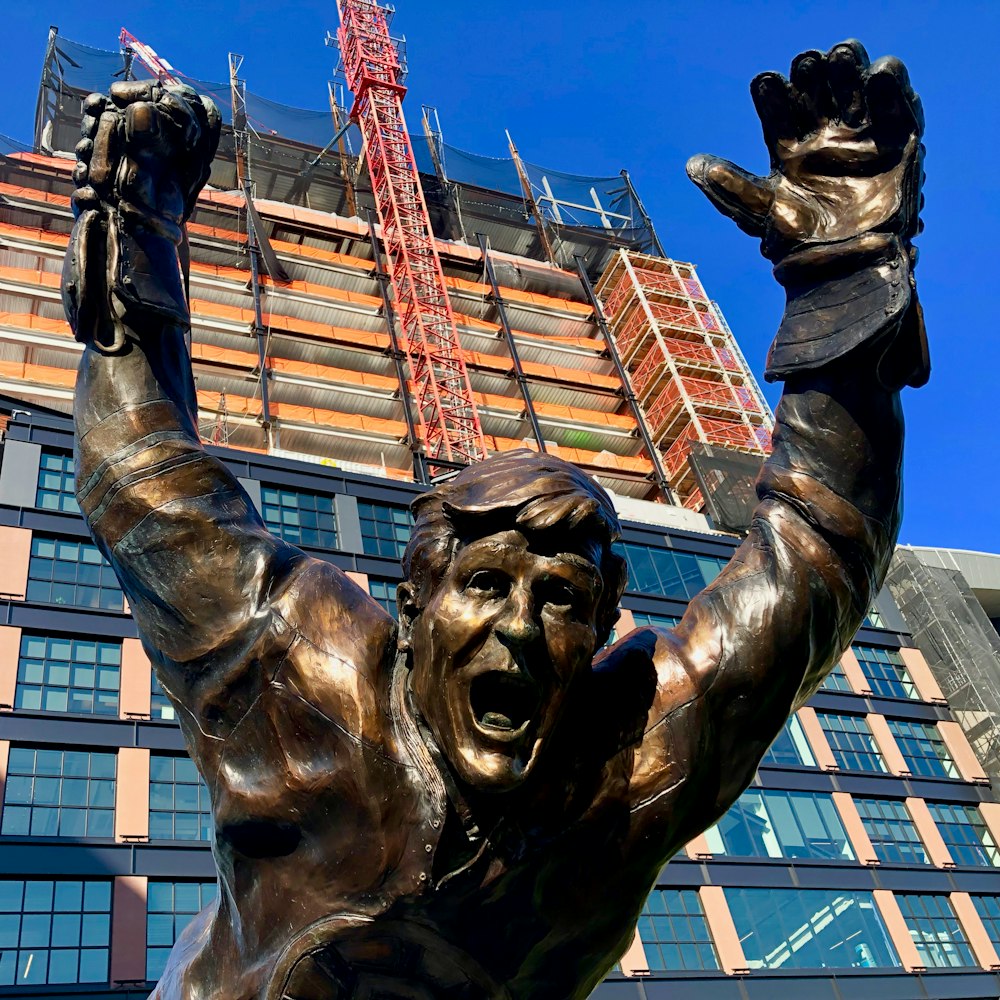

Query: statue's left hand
<box><xmin>687</xmin><ymin>41</ymin><xmax>928</xmax><ymax>388</ymax></box>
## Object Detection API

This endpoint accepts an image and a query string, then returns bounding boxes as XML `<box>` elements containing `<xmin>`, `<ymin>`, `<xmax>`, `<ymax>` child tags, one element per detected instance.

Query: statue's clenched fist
<box><xmin>62</xmin><ymin>83</ymin><xmax>220</xmax><ymax>350</ymax></box>
<box><xmin>687</xmin><ymin>40</ymin><xmax>928</xmax><ymax>389</ymax></box>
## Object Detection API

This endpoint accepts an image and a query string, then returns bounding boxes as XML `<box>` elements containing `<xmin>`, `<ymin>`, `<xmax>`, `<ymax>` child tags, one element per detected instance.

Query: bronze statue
<box><xmin>64</xmin><ymin>40</ymin><xmax>927</xmax><ymax>1000</ymax></box>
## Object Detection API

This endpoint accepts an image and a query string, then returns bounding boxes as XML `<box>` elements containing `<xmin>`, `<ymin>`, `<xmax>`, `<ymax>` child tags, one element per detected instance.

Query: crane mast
<box><xmin>336</xmin><ymin>0</ymin><xmax>487</xmax><ymax>469</ymax></box>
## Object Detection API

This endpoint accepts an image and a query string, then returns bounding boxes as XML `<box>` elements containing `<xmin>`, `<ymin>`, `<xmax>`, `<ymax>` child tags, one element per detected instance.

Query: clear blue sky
<box><xmin>3</xmin><ymin>1</ymin><xmax>997</xmax><ymax>552</ymax></box>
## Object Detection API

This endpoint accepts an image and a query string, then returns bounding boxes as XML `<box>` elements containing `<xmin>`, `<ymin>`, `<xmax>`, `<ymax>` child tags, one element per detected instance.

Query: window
<box><xmin>35</xmin><ymin>451</ymin><xmax>80</xmax><ymax>514</ymax></box>
<box><xmin>150</xmin><ymin>674</ymin><xmax>175</xmax><ymax>722</ymax></box>
<box><xmin>638</xmin><ymin>890</ymin><xmax>718</xmax><ymax>972</ymax></box>
<box><xmin>146</xmin><ymin>881</ymin><xmax>217</xmax><ymax>982</ymax></box>
<box><xmin>887</xmin><ymin>721</ymin><xmax>958</xmax><ymax>779</ymax></box>
<box><xmin>854</xmin><ymin>646</ymin><xmax>917</xmax><ymax>700</ymax></box>
<box><xmin>617</xmin><ymin>542</ymin><xmax>728</xmax><ymax>600</ymax></box>
<box><xmin>761</xmin><ymin>715</ymin><xmax>816</xmax><ymax>768</ymax></box>
<box><xmin>358</xmin><ymin>501</ymin><xmax>413</xmax><ymax>560</ymax></box>
<box><xmin>816</xmin><ymin>713</ymin><xmax>887</xmax><ymax>773</ymax></box>
<box><xmin>725</xmin><ymin>888</ymin><xmax>899</xmax><ymax>969</ymax></box>
<box><xmin>1</xmin><ymin>748</ymin><xmax>115</xmax><ymax>838</ymax></box>
<box><xmin>821</xmin><ymin>661</ymin><xmax>852</xmax><ymax>693</ymax></box>
<box><xmin>14</xmin><ymin>634</ymin><xmax>120</xmax><ymax>716</ymax></box>
<box><xmin>149</xmin><ymin>756</ymin><xmax>212</xmax><ymax>842</ymax></box>
<box><xmin>927</xmin><ymin>802</ymin><xmax>1000</xmax><ymax>866</ymax></box>
<box><xmin>706</xmin><ymin>789</ymin><xmax>854</xmax><ymax>861</ymax></box>
<box><xmin>853</xmin><ymin>798</ymin><xmax>929</xmax><ymax>865</ymax></box>
<box><xmin>0</xmin><ymin>879</ymin><xmax>111</xmax><ymax>985</ymax></box>
<box><xmin>895</xmin><ymin>894</ymin><xmax>976</xmax><ymax>968</ymax></box>
<box><xmin>972</xmin><ymin>896</ymin><xmax>1000</xmax><ymax>954</ymax></box>
<box><xmin>631</xmin><ymin>612</ymin><xmax>682</xmax><ymax>629</ymax></box>
<box><xmin>261</xmin><ymin>487</ymin><xmax>337</xmax><ymax>550</ymax></box>
<box><xmin>26</xmin><ymin>536</ymin><xmax>123</xmax><ymax>611</ymax></box>
<box><xmin>863</xmin><ymin>604</ymin><xmax>886</xmax><ymax>629</ymax></box>
<box><xmin>368</xmin><ymin>579</ymin><xmax>399</xmax><ymax>620</ymax></box>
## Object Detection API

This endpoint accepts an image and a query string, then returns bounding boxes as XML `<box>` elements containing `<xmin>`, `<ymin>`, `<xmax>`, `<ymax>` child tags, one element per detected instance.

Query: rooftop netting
<box><xmin>35</xmin><ymin>34</ymin><xmax>657</xmax><ymax>246</ymax></box>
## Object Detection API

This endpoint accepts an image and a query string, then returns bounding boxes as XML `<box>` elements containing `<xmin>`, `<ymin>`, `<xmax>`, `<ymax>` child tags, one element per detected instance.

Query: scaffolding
<box><xmin>596</xmin><ymin>250</ymin><xmax>772</xmax><ymax>509</ymax></box>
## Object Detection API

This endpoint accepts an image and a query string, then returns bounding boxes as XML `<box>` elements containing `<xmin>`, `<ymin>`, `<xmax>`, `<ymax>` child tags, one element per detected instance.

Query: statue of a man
<box><xmin>64</xmin><ymin>40</ymin><xmax>927</xmax><ymax>1000</ymax></box>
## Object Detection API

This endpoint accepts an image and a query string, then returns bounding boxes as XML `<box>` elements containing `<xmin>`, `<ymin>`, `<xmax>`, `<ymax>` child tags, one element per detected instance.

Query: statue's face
<box><xmin>405</xmin><ymin>529</ymin><xmax>604</xmax><ymax>793</ymax></box>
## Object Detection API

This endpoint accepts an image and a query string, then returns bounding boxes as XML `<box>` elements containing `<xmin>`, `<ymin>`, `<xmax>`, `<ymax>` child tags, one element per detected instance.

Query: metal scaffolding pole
<box><xmin>366</xmin><ymin>210</ymin><xmax>429</xmax><ymax>485</ymax></box>
<box><xmin>476</xmin><ymin>234</ymin><xmax>545</xmax><ymax>453</ymax></box>
<box><xmin>575</xmin><ymin>256</ymin><xmax>675</xmax><ymax>504</ymax></box>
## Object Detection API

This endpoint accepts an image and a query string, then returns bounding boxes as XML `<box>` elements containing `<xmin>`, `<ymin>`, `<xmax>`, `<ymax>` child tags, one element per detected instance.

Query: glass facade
<box><xmin>358</xmin><ymin>501</ymin><xmax>413</xmax><ymax>559</ymax></box>
<box><xmin>725</xmin><ymin>888</ymin><xmax>899</xmax><ymax>970</ymax></box>
<box><xmin>706</xmin><ymin>789</ymin><xmax>854</xmax><ymax>861</ymax></box>
<box><xmin>0</xmin><ymin>879</ymin><xmax>111</xmax><ymax>985</ymax></box>
<box><xmin>617</xmin><ymin>543</ymin><xmax>727</xmax><ymax>600</ymax></box>
<box><xmin>821</xmin><ymin>661</ymin><xmax>852</xmax><ymax>693</ymax></box>
<box><xmin>26</xmin><ymin>536</ymin><xmax>124</xmax><ymax>611</ymax></box>
<box><xmin>1</xmin><ymin>748</ymin><xmax>115</xmax><ymax>839</ymax></box>
<box><xmin>368</xmin><ymin>578</ymin><xmax>399</xmax><ymax>619</ymax></box>
<box><xmin>926</xmin><ymin>802</ymin><xmax>1000</xmax><ymax>866</ymax></box>
<box><xmin>816</xmin><ymin>712</ymin><xmax>887</xmax><ymax>773</ymax></box>
<box><xmin>972</xmin><ymin>895</ymin><xmax>1000</xmax><ymax>954</ymax></box>
<box><xmin>146</xmin><ymin>881</ymin><xmax>217</xmax><ymax>981</ymax></box>
<box><xmin>14</xmin><ymin>634</ymin><xmax>120</xmax><ymax>716</ymax></box>
<box><xmin>261</xmin><ymin>487</ymin><xmax>337</xmax><ymax>549</ymax></box>
<box><xmin>148</xmin><ymin>756</ymin><xmax>212</xmax><ymax>842</ymax></box>
<box><xmin>631</xmin><ymin>611</ymin><xmax>682</xmax><ymax>629</ymax></box>
<box><xmin>853</xmin><ymin>798</ymin><xmax>929</xmax><ymax>865</ymax></box>
<box><xmin>638</xmin><ymin>890</ymin><xmax>718</xmax><ymax>972</ymax></box>
<box><xmin>895</xmin><ymin>894</ymin><xmax>976</xmax><ymax>968</ymax></box>
<box><xmin>760</xmin><ymin>715</ymin><xmax>816</xmax><ymax>768</ymax></box>
<box><xmin>35</xmin><ymin>451</ymin><xmax>80</xmax><ymax>514</ymax></box>
<box><xmin>887</xmin><ymin>720</ymin><xmax>958</xmax><ymax>779</ymax></box>
<box><xmin>853</xmin><ymin>645</ymin><xmax>917</xmax><ymax>700</ymax></box>
<box><xmin>150</xmin><ymin>674</ymin><xmax>175</xmax><ymax>721</ymax></box>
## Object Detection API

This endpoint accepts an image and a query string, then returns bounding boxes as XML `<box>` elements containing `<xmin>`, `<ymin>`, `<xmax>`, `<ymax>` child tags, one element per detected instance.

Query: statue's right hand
<box><xmin>63</xmin><ymin>84</ymin><xmax>220</xmax><ymax>347</ymax></box>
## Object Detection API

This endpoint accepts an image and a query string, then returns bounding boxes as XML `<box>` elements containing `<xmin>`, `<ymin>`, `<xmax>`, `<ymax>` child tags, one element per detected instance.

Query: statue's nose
<box><xmin>496</xmin><ymin>588</ymin><xmax>540</xmax><ymax>646</ymax></box>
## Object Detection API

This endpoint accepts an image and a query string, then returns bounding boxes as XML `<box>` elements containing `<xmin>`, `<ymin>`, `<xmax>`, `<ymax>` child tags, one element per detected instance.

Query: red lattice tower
<box><xmin>336</xmin><ymin>0</ymin><xmax>487</xmax><ymax>467</ymax></box>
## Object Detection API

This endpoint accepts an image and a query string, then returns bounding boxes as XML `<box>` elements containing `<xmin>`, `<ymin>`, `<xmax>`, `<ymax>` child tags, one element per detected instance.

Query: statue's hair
<box><xmin>402</xmin><ymin>450</ymin><xmax>627</xmax><ymax>646</ymax></box>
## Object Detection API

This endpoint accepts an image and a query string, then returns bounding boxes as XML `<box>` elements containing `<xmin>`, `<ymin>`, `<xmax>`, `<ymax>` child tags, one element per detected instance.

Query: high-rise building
<box><xmin>0</xmin><ymin>23</ymin><xmax>998</xmax><ymax>1000</ymax></box>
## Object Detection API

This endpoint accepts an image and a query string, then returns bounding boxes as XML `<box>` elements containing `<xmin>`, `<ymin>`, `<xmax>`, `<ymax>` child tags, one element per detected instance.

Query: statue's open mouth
<box><xmin>470</xmin><ymin>671</ymin><xmax>540</xmax><ymax>737</ymax></box>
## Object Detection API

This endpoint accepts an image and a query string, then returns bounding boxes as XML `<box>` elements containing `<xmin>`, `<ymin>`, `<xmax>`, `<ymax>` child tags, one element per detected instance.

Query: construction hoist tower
<box><xmin>335</xmin><ymin>0</ymin><xmax>488</xmax><ymax>470</ymax></box>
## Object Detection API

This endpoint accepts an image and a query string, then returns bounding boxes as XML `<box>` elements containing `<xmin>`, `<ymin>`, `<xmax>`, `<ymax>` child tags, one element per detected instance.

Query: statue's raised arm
<box><xmin>622</xmin><ymin>41</ymin><xmax>928</xmax><ymax>843</ymax></box>
<box><xmin>65</xmin><ymin>82</ymin><xmax>390</xmax><ymax>728</ymax></box>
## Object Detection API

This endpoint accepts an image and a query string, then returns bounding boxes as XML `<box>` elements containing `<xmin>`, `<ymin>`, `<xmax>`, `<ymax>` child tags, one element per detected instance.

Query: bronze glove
<box><xmin>686</xmin><ymin>40</ymin><xmax>928</xmax><ymax>390</ymax></box>
<box><xmin>61</xmin><ymin>82</ymin><xmax>221</xmax><ymax>351</ymax></box>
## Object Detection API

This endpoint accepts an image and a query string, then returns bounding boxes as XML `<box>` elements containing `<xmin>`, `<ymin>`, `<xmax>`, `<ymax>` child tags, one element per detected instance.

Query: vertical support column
<box><xmin>615</xmin><ymin>609</ymin><xmax>636</xmax><ymax>638</ymax></box>
<box><xmin>699</xmin><ymin>885</ymin><xmax>747</xmax><ymax>975</ymax></box>
<box><xmin>0</xmin><ymin>526</ymin><xmax>32</xmax><ymax>600</ymax></box>
<box><xmin>905</xmin><ymin>797</ymin><xmax>955</xmax><ymax>868</ymax></box>
<box><xmin>347</xmin><ymin>572</ymin><xmax>370</xmax><ymax>594</ymax></box>
<box><xmin>0</xmin><ymin>739</ymin><xmax>10</xmax><ymax>831</ymax></box>
<box><xmin>980</xmin><ymin>802</ymin><xmax>1000</xmax><ymax>849</ymax></box>
<box><xmin>477</xmin><ymin>234</ymin><xmax>546</xmax><ymax>453</ymax></box>
<box><xmin>867</xmin><ymin>714</ymin><xmax>910</xmax><ymax>776</ymax></box>
<box><xmin>334</xmin><ymin>494</ymin><xmax>364</xmax><ymax>554</ymax></box>
<box><xmin>619</xmin><ymin>927</ymin><xmax>650</xmax><ymax>977</ymax></box>
<box><xmin>873</xmin><ymin>889</ymin><xmax>924</xmax><ymax>971</ymax></box>
<box><xmin>950</xmin><ymin>892</ymin><xmax>1000</xmax><ymax>970</ymax></box>
<box><xmin>832</xmin><ymin>792</ymin><xmax>880</xmax><ymax>865</ymax></box>
<box><xmin>938</xmin><ymin>721</ymin><xmax>989</xmax><ymax>782</ymax></box>
<box><xmin>115</xmin><ymin>748</ymin><xmax>150</xmax><ymax>842</ymax></box>
<box><xmin>365</xmin><ymin>209</ymin><xmax>428</xmax><ymax>485</ymax></box>
<box><xmin>575</xmin><ymin>256</ymin><xmax>674</xmax><ymax>504</ymax></box>
<box><xmin>119</xmin><ymin>639</ymin><xmax>152</xmax><ymax>719</ymax></box>
<box><xmin>899</xmin><ymin>647</ymin><xmax>946</xmax><ymax>702</ymax></box>
<box><xmin>797</xmin><ymin>707</ymin><xmax>839</xmax><ymax>771</ymax></box>
<box><xmin>110</xmin><ymin>875</ymin><xmax>148</xmax><ymax>983</ymax></box>
<box><xmin>0</xmin><ymin>624</ymin><xmax>22</xmax><ymax>709</ymax></box>
<box><xmin>684</xmin><ymin>831</ymin><xmax>714</xmax><ymax>859</ymax></box>
<box><xmin>840</xmin><ymin>647</ymin><xmax>872</xmax><ymax>696</ymax></box>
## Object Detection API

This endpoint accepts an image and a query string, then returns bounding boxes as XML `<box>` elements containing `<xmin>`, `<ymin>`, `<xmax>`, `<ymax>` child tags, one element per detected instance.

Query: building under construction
<box><xmin>2</xmin><ymin>11</ymin><xmax>1000</xmax><ymax>1000</ymax></box>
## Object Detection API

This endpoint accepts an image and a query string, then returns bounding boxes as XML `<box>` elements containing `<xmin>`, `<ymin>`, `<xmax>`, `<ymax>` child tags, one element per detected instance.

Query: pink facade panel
<box><xmin>867</xmin><ymin>714</ymin><xmax>910</xmax><ymax>776</ymax></box>
<box><xmin>110</xmin><ymin>875</ymin><xmax>148</xmax><ymax>982</ymax></box>
<box><xmin>619</xmin><ymin>926</ymin><xmax>650</xmax><ymax>977</ymax></box>
<box><xmin>114</xmin><ymin>747</ymin><xmax>150</xmax><ymax>841</ymax></box>
<box><xmin>950</xmin><ymin>891</ymin><xmax>1000</xmax><ymax>970</ymax></box>
<box><xmin>120</xmin><ymin>638</ymin><xmax>153</xmax><ymax>719</ymax></box>
<box><xmin>873</xmin><ymin>889</ymin><xmax>924</xmax><ymax>971</ymax></box>
<box><xmin>0</xmin><ymin>624</ymin><xmax>21</xmax><ymax>708</ymax></box>
<box><xmin>899</xmin><ymin>646</ymin><xmax>946</xmax><ymax>702</ymax></box>
<box><xmin>797</xmin><ymin>707</ymin><xmax>838</xmax><ymax>771</ymax></box>
<box><xmin>905</xmin><ymin>797</ymin><xmax>955</xmax><ymax>868</ymax></box>
<box><xmin>938</xmin><ymin>720</ymin><xmax>989</xmax><ymax>782</ymax></box>
<box><xmin>0</xmin><ymin>526</ymin><xmax>31</xmax><ymax>600</ymax></box>
<box><xmin>699</xmin><ymin>885</ymin><xmax>747</xmax><ymax>974</ymax></box>
<box><xmin>831</xmin><ymin>792</ymin><xmax>879</xmax><ymax>865</ymax></box>
<box><xmin>840</xmin><ymin>647</ymin><xmax>872</xmax><ymax>696</ymax></box>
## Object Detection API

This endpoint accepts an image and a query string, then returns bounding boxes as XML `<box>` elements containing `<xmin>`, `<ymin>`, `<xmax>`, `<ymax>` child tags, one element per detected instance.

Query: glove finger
<box><xmin>751</xmin><ymin>71</ymin><xmax>798</xmax><ymax>163</ymax></box>
<box><xmin>827</xmin><ymin>39</ymin><xmax>870</xmax><ymax>127</ymax></box>
<box><xmin>110</xmin><ymin>80</ymin><xmax>159</xmax><ymax>108</ymax></box>
<box><xmin>686</xmin><ymin>154</ymin><xmax>772</xmax><ymax>238</ymax></box>
<box><xmin>865</xmin><ymin>55</ymin><xmax>924</xmax><ymax>145</ymax></box>
<box><xmin>789</xmin><ymin>49</ymin><xmax>834</xmax><ymax>129</ymax></box>
<box><xmin>87</xmin><ymin>110</ymin><xmax>121</xmax><ymax>197</ymax></box>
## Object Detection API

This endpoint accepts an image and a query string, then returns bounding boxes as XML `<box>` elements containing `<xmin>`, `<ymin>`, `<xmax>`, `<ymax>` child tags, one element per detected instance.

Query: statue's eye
<box><xmin>465</xmin><ymin>570</ymin><xmax>509</xmax><ymax>599</ymax></box>
<box><xmin>538</xmin><ymin>580</ymin><xmax>578</xmax><ymax>609</ymax></box>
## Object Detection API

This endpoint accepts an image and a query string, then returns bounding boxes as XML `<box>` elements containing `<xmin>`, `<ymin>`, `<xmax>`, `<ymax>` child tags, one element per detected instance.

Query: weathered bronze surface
<box><xmin>65</xmin><ymin>41</ymin><xmax>926</xmax><ymax>1000</ymax></box>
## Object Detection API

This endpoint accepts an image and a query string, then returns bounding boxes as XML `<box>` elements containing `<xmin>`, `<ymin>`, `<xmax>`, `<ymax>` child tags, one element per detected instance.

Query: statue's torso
<box><xmin>152</xmin><ymin>565</ymin><xmax>686</xmax><ymax>1000</ymax></box>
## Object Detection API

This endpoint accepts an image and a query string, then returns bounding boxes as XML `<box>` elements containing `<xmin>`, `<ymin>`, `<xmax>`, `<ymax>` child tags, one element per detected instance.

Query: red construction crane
<box><xmin>336</xmin><ymin>0</ymin><xmax>488</xmax><ymax>469</ymax></box>
<box><xmin>119</xmin><ymin>29</ymin><xmax>182</xmax><ymax>85</ymax></box>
